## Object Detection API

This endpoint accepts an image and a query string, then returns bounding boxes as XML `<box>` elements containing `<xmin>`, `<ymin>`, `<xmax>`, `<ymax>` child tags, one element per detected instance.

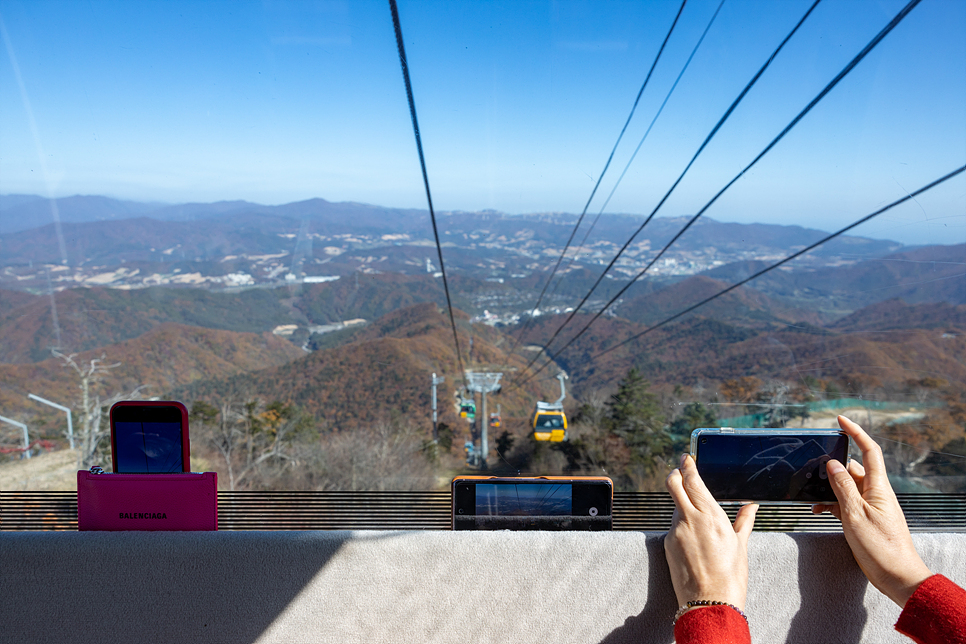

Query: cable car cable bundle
<box><xmin>512</xmin><ymin>0</ymin><xmax>824</xmax><ymax>385</ymax></box>
<box><xmin>543</xmin><ymin>0</ymin><xmax>728</xmax><ymax>307</ymax></box>
<box><xmin>515</xmin><ymin>0</ymin><xmax>922</xmax><ymax>388</ymax></box>
<box><xmin>501</xmin><ymin>0</ymin><xmax>688</xmax><ymax>371</ymax></box>
<box><xmin>589</xmin><ymin>165</ymin><xmax>966</xmax><ymax>360</ymax></box>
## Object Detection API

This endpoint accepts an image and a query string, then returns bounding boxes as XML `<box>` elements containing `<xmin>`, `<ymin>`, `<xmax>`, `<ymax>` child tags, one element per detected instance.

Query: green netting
<box><xmin>717</xmin><ymin>399</ymin><xmax>943</xmax><ymax>427</ymax></box>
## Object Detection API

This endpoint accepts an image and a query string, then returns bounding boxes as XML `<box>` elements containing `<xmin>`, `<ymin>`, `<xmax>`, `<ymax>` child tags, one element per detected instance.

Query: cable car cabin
<box><xmin>459</xmin><ymin>400</ymin><xmax>476</xmax><ymax>421</ymax></box>
<box><xmin>489</xmin><ymin>413</ymin><xmax>501</xmax><ymax>429</ymax></box>
<box><xmin>531</xmin><ymin>373</ymin><xmax>569</xmax><ymax>441</ymax></box>
<box><xmin>531</xmin><ymin>409</ymin><xmax>567</xmax><ymax>442</ymax></box>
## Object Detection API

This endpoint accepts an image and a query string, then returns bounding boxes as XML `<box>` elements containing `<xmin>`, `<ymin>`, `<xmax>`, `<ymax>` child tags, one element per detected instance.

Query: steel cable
<box><xmin>513</xmin><ymin>0</ymin><xmax>824</xmax><ymax>384</ymax></box>
<box><xmin>389</xmin><ymin>0</ymin><xmax>467</xmax><ymax>387</ymax></box>
<box><xmin>545</xmin><ymin>0</ymin><xmax>729</xmax><ymax>305</ymax></box>
<box><xmin>501</xmin><ymin>0</ymin><xmax>688</xmax><ymax>370</ymax></box>
<box><xmin>590</xmin><ymin>165</ymin><xmax>965</xmax><ymax>359</ymax></box>
<box><xmin>516</xmin><ymin>0</ymin><xmax>919</xmax><ymax>387</ymax></box>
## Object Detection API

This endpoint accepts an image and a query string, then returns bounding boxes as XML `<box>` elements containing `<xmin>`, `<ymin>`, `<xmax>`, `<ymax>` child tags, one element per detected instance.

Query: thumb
<box><xmin>826</xmin><ymin>459</ymin><xmax>863</xmax><ymax>517</ymax></box>
<box><xmin>733</xmin><ymin>503</ymin><xmax>758</xmax><ymax>544</ymax></box>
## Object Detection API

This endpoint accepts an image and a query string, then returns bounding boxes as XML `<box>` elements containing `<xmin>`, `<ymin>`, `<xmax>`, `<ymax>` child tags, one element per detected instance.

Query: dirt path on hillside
<box><xmin>785</xmin><ymin>406</ymin><xmax>926</xmax><ymax>431</ymax></box>
<box><xmin>0</xmin><ymin>449</ymin><xmax>79</xmax><ymax>491</ymax></box>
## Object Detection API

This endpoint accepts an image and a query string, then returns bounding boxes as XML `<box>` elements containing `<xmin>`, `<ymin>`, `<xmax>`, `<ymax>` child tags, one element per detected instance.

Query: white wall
<box><xmin>2</xmin><ymin>531</ymin><xmax>963</xmax><ymax>643</ymax></box>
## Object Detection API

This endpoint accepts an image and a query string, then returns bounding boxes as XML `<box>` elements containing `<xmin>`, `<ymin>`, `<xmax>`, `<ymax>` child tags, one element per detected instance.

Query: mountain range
<box><xmin>1</xmin><ymin>194</ymin><xmax>962</xmax><ymax>457</ymax></box>
<box><xmin>1</xmin><ymin>194</ymin><xmax>905</xmax><ymax>270</ymax></box>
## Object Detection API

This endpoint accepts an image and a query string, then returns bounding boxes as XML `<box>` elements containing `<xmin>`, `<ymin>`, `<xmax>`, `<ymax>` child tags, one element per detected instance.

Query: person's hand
<box><xmin>664</xmin><ymin>453</ymin><xmax>759</xmax><ymax>610</ymax></box>
<box><xmin>812</xmin><ymin>415</ymin><xmax>932</xmax><ymax>607</ymax></box>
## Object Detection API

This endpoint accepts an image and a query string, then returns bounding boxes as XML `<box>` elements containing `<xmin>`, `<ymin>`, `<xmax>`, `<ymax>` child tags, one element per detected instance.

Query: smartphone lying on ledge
<box><xmin>452</xmin><ymin>476</ymin><xmax>613</xmax><ymax>530</ymax></box>
<box><xmin>691</xmin><ymin>428</ymin><xmax>850</xmax><ymax>504</ymax></box>
<box><xmin>110</xmin><ymin>401</ymin><xmax>190</xmax><ymax>474</ymax></box>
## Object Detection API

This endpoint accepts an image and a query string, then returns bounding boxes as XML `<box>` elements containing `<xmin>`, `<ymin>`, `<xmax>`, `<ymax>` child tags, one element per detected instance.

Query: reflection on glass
<box><xmin>113</xmin><ymin>422</ymin><xmax>184</xmax><ymax>474</ymax></box>
<box><xmin>477</xmin><ymin>484</ymin><xmax>572</xmax><ymax>516</ymax></box>
<box><xmin>0</xmin><ymin>2</ymin><xmax>962</xmax><ymax>506</ymax></box>
<box><xmin>534</xmin><ymin>415</ymin><xmax>565</xmax><ymax>430</ymax></box>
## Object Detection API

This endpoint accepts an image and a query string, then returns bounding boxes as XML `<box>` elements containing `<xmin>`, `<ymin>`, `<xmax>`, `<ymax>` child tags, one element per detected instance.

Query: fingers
<box><xmin>668</xmin><ymin>506</ymin><xmax>682</xmax><ymax>532</ymax></box>
<box><xmin>816</xmin><ymin>461</ymin><xmax>866</xmax><ymax>511</ymax></box>
<box><xmin>733</xmin><ymin>503</ymin><xmax>758</xmax><ymax>542</ymax></box>
<box><xmin>811</xmin><ymin>503</ymin><xmax>843</xmax><ymax>521</ymax></box>
<box><xmin>678</xmin><ymin>454</ymin><xmax>719</xmax><ymax>512</ymax></box>
<box><xmin>849</xmin><ymin>460</ymin><xmax>866</xmax><ymax>494</ymax></box>
<box><xmin>826</xmin><ymin>458</ymin><xmax>864</xmax><ymax>518</ymax></box>
<box><xmin>837</xmin><ymin>416</ymin><xmax>888</xmax><ymax>490</ymax></box>
<box><xmin>666</xmin><ymin>465</ymin><xmax>695</xmax><ymax>515</ymax></box>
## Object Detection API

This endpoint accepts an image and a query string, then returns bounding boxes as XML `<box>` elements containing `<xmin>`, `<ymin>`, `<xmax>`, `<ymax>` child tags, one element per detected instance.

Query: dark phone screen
<box><xmin>696</xmin><ymin>433</ymin><xmax>848</xmax><ymax>502</ymax></box>
<box><xmin>453</xmin><ymin>480</ymin><xmax>611</xmax><ymax>531</ymax></box>
<box><xmin>476</xmin><ymin>483</ymin><xmax>572</xmax><ymax>516</ymax></box>
<box><xmin>113</xmin><ymin>406</ymin><xmax>184</xmax><ymax>473</ymax></box>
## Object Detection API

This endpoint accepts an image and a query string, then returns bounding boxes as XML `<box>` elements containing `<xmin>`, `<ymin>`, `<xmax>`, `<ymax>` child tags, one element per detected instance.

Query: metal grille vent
<box><xmin>1</xmin><ymin>491</ymin><xmax>963</xmax><ymax>532</ymax></box>
<box><xmin>218</xmin><ymin>491</ymin><xmax>452</xmax><ymax>530</ymax></box>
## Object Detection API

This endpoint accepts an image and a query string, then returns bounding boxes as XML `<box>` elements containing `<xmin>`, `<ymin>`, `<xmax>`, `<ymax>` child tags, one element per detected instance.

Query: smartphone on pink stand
<box><xmin>110</xmin><ymin>400</ymin><xmax>191</xmax><ymax>473</ymax></box>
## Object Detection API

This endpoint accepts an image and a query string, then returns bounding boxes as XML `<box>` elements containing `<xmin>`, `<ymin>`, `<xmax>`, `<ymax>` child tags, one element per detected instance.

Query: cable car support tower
<box><xmin>465</xmin><ymin>371</ymin><xmax>502</xmax><ymax>469</ymax></box>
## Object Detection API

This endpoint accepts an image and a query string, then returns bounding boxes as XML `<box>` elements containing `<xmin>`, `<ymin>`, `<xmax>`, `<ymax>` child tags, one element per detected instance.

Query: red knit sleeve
<box><xmin>895</xmin><ymin>574</ymin><xmax>966</xmax><ymax>644</ymax></box>
<box><xmin>674</xmin><ymin>605</ymin><xmax>752</xmax><ymax>644</ymax></box>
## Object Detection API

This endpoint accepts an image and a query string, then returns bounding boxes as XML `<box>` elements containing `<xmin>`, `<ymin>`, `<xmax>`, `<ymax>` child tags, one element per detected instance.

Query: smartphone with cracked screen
<box><xmin>691</xmin><ymin>428</ymin><xmax>850</xmax><ymax>503</ymax></box>
<box><xmin>110</xmin><ymin>401</ymin><xmax>190</xmax><ymax>474</ymax></box>
<box><xmin>451</xmin><ymin>476</ymin><xmax>613</xmax><ymax>530</ymax></box>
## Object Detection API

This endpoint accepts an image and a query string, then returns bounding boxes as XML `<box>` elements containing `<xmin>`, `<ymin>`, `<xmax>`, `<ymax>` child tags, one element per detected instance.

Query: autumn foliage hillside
<box><xmin>617</xmin><ymin>275</ymin><xmax>826</xmax><ymax>327</ymax></box>
<box><xmin>517</xmin><ymin>300</ymin><xmax>966</xmax><ymax>396</ymax></box>
<box><xmin>829</xmin><ymin>299</ymin><xmax>966</xmax><ymax>333</ymax></box>
<box><xmin>0</xmin><ymin>287</ymin><xmax>297</xmax><ymax>363</ymax></box>
<box><xmin>0</xmin><ymin>324</ymin><xmax>305</xmax><ymax>433</ymax></box>
<box><xmin>178</xmin><ymin>303</ymin><xmax>552</xmax><ymax>431</ymax></box>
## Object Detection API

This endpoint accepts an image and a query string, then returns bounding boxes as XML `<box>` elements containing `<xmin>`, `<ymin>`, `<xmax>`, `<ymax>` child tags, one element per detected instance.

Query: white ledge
<box><xmin>2</xmin><ymin>531</ymin><xmax>964</xmax><ymax>643</ymax></box>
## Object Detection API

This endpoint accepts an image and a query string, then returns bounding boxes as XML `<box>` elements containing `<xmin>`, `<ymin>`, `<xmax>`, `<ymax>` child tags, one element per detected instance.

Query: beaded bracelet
<box><xmin>673</xmin><ymin>600</ymin><xmax>748</xmax><ymax>625</ymax></box>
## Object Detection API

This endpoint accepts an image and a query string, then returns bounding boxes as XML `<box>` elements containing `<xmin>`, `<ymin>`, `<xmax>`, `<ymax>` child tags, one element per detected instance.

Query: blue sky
<box><xmin>1</xmin><ymin>0</ymin><xmax>963</xmax><ymax>245</ymax></box>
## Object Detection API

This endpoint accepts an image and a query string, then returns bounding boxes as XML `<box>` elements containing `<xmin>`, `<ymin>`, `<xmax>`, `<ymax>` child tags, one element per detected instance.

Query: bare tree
<box><xmin>309</xmin><ymin>422</ymin><xmax>435</xmax><ymax>491</ymax></box>
<box><xmin>53</xmin><ymin>350</ymin><xmax>144</xmax><ymax>469</ymax></box>
<box><xmin>195</xmin><ymin>398</ymin><xmax>307</xmax><ymax>490</ymax></box>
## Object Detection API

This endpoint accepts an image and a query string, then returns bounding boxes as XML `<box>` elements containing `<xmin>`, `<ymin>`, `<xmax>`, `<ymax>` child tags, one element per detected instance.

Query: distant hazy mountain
<box><xmin>141</xmin><ymin>200</ymin><xmax>261</xmax><ymax>221</ymax></box>
<box><xmin>2</xmin><ymin>194</ymin><xmax>904</xmax><ymax>264</ymax></box>
<box><xmin>0</xmin><ymin>194</ymin><xmax>45</xmax><ymax>211</ymax></box>
<box><xmin>0</xmin><ymin>194</ymin><xmax>162</xmax><ymax>234</ymax></box>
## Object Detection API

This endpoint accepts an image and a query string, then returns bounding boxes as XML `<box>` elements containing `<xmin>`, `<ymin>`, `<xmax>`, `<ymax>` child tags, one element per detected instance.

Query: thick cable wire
<box><xmin>515</xmin><ymin>0</ymin><xmax>824</xmax><ymax>382</ymax></box>
<box><xmin>389</xmin><ymin>0</ymin><xmax>466</xmax><ymax>387</ymax></box>
<box><xmin>590</xmin><ymin>165</ymin><xmax>965</xmax><ymax>359</ymax></box>
<box><xmin>501</xmin><ymin>0</ymin><xmax>688</xmax><ymax>369</ymax></box>
<box><xmin>545</xmin><ymin>0</ymin><xmax>728</xmax><ymax>304</ymax></box>
<box><xmin>517</xmin><ymin>0</ymin><xmax>920</xmax><ymax>387</ymax></box>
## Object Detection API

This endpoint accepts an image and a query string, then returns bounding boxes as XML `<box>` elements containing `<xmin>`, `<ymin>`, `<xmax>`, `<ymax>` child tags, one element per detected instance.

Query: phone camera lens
<box><xmin>701</xmin><ymin>438</ymin><xmax>707</xmax><ymax>444</ymax></box>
